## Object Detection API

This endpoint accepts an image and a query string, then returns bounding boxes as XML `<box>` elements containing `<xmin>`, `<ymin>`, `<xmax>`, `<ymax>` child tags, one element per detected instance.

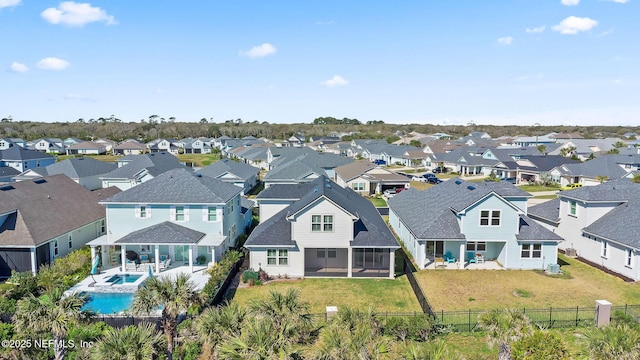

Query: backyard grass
<box><xmin>368</xmin><ymin>197</ymin><xmax>387</xmax><ymax>207</ymax></box>
<box><xmin>417</xmin><ymin>254</ymin><xmax>640</xmax><ymax>311</ymax></box>
<box><xmin>231</xmin><ymin>276</ymin><xmax>422</xmax><ymax>314</ymax></box>
<box><xmin>533</xmin><ymin>194</ymin><xmax>558</xmax><ymax>199</ymax></box>
<box><xmin>56</xmin><ymin>154</ymin><xmax>120</xmax><ymax>162</ymax></box>
<box><xmin>518</xmin><ymin>184</ymin><xmax>560</xmax><ymax>192</ymax></box>
<box><xmin>409</xmin><ymin>181</ymin><xmax>435</xmax><ymax>191</ymax></box>
<box><xmin>56</xmin><ymin>153</ymin><xmax>220</xmax><ymax>167</ymax></box>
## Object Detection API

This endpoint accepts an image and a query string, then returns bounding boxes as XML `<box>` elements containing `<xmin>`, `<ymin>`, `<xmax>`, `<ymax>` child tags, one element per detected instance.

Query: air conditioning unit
<box><xmin>548</xmin><ymin>263</ymin><xmax>560</xmax><ymax>274</ymax></box>
<box><xmin>565</xmin><ymin>248</ymin><xmax>577</xmax><ymax>257</ymax></box>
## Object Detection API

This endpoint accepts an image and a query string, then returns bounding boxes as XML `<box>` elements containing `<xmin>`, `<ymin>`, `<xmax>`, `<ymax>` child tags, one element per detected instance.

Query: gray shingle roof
<box><xmin>388</xmin><ymin>178</ymin><xmax>530</xmax><ymax>239</ymax></box>
<box><xmin>0</xmin><ymin>174</ymin><xmax>111</xmax><ymax>247</ymax></box>
<box><xmin>101</xmin><ymin>152</ymin><xmax>185</xmax><ymax>179</ymax></box>
<box><xmin>0</xmin><ymin>167</ymin><xmax>20</xmax><ymax>177</ymax></box>
<box><xmin>196</xmin><ymin>158</ymin><xmax>259</xmax><ymax>181</ymax></box>
<box><xmin>102</xmin><ymin>168</ymin><xmax>241</xmax><ymax>204</ymax></box>
<box><xmin>43</xmin><ymin>157</ymin><xmax>116</xmax><ymax>179</ymax></box>
<box><xmin>583</xmin><ymin>202</ymin><xmax>640</xmax><ymax>249</ymax></box>
<box><xmin>246</xmin><ymin>176</ymin><xmax>398</xmax><ymax>248</ymax></box>
<box><xmin>257</xmin><ymin>182</ymin><xmax>317</xmax><ymax>200</ymax></box>
<box><xmin>114</xmin><ymin>221</ymin><xmax>205</xmax><ymax>245</ymax></box>
<box><xmin>527</xmin><ymin>198</ymin><xmax>561</xmax><ymax>224</ymax></box>
<box><xmin>516</xmin><ymin>215</ymin><xmax>563</xmax><ymax>241</ymax></box>
<box><xmin>0</xmin><ymin>147</ymin><xmax>55</xmax><ymax>161</ymax></box>
<box><xmin>552</xmin><ymin>155</ymin><xmax>630</xmax><ymax>179</ymax></box>
<box><xmin>557</xmin><ymin>179</ymin><xmax>639</xmax><ymax>202</ymax></box>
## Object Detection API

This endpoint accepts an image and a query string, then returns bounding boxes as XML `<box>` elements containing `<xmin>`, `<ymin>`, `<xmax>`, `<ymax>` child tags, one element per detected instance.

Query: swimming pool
<box><xmin>105</xmin><ymin>274</ymin><xmax>142</xmax><ymax>284</ymax></box>
<box><xmin>81</xmin><ymin>292</ymin><xmax>135</xmax><ymax>314</ymax></box>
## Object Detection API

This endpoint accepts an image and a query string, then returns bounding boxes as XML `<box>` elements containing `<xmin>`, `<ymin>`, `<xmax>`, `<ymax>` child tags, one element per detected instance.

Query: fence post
<box><xmin>468</xmin><ymin>309</ymin><xmax>471</xmax><ymax>332</ymax></box>
<box><xmin>576</xmin><ymin>306</ymin><xmax>579</xmax><ymax>327</ymax></box>
<box><xmin>549</xmin><ymin>307</ymin><xmax>552</xmax><ymax>328</ymax></box>
<box><xmin>625</xmin><ymin>304</ymin><xmax>628</xmax><ymax>315</ymax></box>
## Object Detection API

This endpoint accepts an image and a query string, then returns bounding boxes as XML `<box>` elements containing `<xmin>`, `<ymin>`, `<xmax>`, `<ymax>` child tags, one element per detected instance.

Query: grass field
<box><xmin>409</xmin><ymin>181</ymin><xmax>435</xmax><ymax>191</ymax></box>
<box><xmin>533</xmin><ymin>194</ymin><xmax>558</xmax><ymax>199</ymax></box>
<box><xmin>56</xmin><ymin>153</ymin><xmax>220</xmax><ymax>167</ymax></box>
<box><xmin>368</xmin><ymin>197</ymin><xmax>387</xmax><ymax>207</ymax></box>
<box><xmin>232</xmin><ymin>276</ymin><xmax>422</xmax><ymax>314</ymax></box>
<box><xmin>416</xmin><ymin>254</ymin><xmax>640</xmax><ymax>311</ymax></box>
<box><xmin>518</xmin><ymin>184</ymin><xmax>560</xmax><ymax>192</ymax></box>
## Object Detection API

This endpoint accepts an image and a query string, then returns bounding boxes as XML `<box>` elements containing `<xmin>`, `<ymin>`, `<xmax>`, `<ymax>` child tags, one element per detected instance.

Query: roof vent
<box><xmin>0</xmin><ymin>185</ymin><xmax>15</xmax><ymax>191</ymax></box>
<box><xmin>326</xmin><ymin>183</ymin><xmax>331</xmax><ymax>188</ymax></box>
<box><xmin>195</xmin><ymin>173</ymin><xmax>202</xmax><ymax>177</ymax></box>
<box><xmin>34</xmin><ymin>179</ymin><xmax>46</xmax><ymax>184</ymax></box>
<box><xmin>454</xmin><ymin>180</ymin><xmax>462</xmax><ymax>185</ymax></box>
<box><xmin>467</xmin><ymin>185</ymin><xmax>475</xmax><ymax>190</ymax></box>
<box><xmin>314</xmin><ymin>187</ymin><xmax>318</xmax><ymax>192</ymax></box>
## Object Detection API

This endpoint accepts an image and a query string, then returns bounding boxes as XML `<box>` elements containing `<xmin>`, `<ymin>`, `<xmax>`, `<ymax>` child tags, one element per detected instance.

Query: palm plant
<box><xmin>248</xmin><ymin>288</ymin><xmax>313</xmax><ymax>342</ymax></box>
<box><xmin>196</xmin><ymin>301</ymin><xmax>246</xmax><ymax>345</ymax></box>
<box><xmin>477</xmin><ymin>308</ymin><xmax>532</xmax><ymax>360</ymax></box>
<box><xmin>132</xmin><ymin>273</ymin><xmax>200</xmax><ymax>360</ymax></box>
<box><xmin>13</xmin><ymin>287</ymin><xmax>86</xmax><ymax>360</ymax></box>
<box><xmin>90</xmin><ymin>323</ymin><xmax>166</xmax><ymax>360</ymax></box>
<box><xmin>400</xmin><ymin>339</ymin><xmax>460</xmax><ymax>360</ymax></box>
<box><xmin>582</xmin><ymin>324</ymin><xmax>640</xmax><ymax>360</ymax></box>
<box><xmin>218</xmin><ymin>317</ymin><xmax>303</xmax><ymax>360</ymax></box>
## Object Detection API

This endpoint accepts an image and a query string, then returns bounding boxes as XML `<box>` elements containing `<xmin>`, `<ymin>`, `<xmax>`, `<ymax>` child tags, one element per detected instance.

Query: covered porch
<box><xmin>87</xmin><ymin>222</ymin><xmax>226</xmax><ymax>275</ymax></box>
<box><xmin>303</xmin><ymin>247</ymin><xmax>395</xmax><ymax>278</ymax></box>
<box><xmin>422</xmin><ymin>240</ymin><xmax>506</xmax><ymax>270</ymax></box>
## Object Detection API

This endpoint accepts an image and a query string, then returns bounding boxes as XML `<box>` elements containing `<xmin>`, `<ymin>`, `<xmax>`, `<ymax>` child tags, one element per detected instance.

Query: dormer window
<box><xmin>312</xmin><ymin>215</ymin><xmax>334</xmax><ymax>232</ymax></box>
<box><xmin>480</xmin><ymin>210</ymin><xmax>501</xmax><ymax>226</ymax></box>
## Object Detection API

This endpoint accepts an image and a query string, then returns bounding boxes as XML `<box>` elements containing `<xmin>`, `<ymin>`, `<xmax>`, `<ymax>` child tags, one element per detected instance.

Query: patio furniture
<box><xmin>125</xmin><ymin>259</ymin><xmax>138</xmax><ymax>271</ymax></box>
<box><xmin>476</xmin><ymin>253</ymin><xmax>485</xmax><ymax>264</ymax></box>
<box><xmin>159</xmin><ymin>258</ymin><xmax>172</xmax><ymax>271</ymax></box>
<box><xmin>160</xmin><ymin>254</ymin><xmax>169</xmax><ymax>262</ymax></box>
<box><xmin>444</xmin><ymin>251</ymin><xmax>456</xmax><ymax>263</ymax></box>
<box><xmin>433</xmin><ymin>257</ymin><xmax>446</xmax><ymax>268</ymax></box>
<box><xmin>139</xmin><ymin>254</ymin><xmax>150</xmax><ymax>262</ymax></box>
<box><xmin>467</xmin><ymin>251</ymin><xmax>477</xmax><ymax>264</ymax></box>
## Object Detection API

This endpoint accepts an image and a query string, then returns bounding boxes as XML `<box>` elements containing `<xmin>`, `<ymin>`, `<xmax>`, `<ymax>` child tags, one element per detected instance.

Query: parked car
<box><xmin>432</xmin><ymin>167</ymin><xmax>448</xmax><ymax>174</ymax></box>
<box><xmin>383</xmin><ymin>189</ymin><xmax>397</xmax><ymax>198</ymax></box>
<box><xmin>373</xmin><ymin>159</ymin><xmax>386</xmax><ymax>165</ymax></box>
<box><xmin>561</xmin><ymin>183</ymin><xmax>583</xmax><ymax>191</ymax></box>
<box><xmin>427</xmin><ymin>177</ymin><xmax>442</xmax><ymax>184</ymax></box>
<box><xmin>423</xmin><ymin>173</ymin><xmax>437</xmax><ymax>179</ymax></box>
<box><xmin>412</xmin><ymin>176</ymin><xmax>428</xmax><ymax>182</ymax></box>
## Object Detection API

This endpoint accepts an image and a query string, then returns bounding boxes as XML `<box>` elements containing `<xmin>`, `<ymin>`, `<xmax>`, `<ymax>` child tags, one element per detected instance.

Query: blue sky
<box><xmin>1</xmin><ymin>0</ymin><xmax>638</xmax><ymax>126</ymax></box>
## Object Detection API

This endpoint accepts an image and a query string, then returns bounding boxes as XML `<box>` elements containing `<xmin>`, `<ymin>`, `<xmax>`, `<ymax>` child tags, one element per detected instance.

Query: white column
<box><xmin>30</xmin><ymin>248</ymin><xmax>37</xmax><ymax>276</ymax></box>
<box><xmin>155</xmin><ymin>246</ymin><xmax>160</xmax><ymax>274</ymax></box>
<box><xmin>90</xmin><ymin>247</ymin><xmax>96</xmax><ymax>262</ymax></box>
<box><xmin>121</xmin><ymin>247</ymin><xmax>126</xmax><ymax>272</ymax></box>
<box><xmin>347</xmin><ymin>248</ymin><xmax>353</xmax><ymax>278</ymax></box>
<box><xmin>418</xmin><ymin>242</ymin><xmax>426</xmax><ymax>269</ymax></box>
<box><xmin>388</xmin><ymin>249</ymin><xmax>395</xmax><ymax>279</ymax></box>
<box><xmin>188</xmin><ymin>245</ymin><xmax>194</xmax><ymax>273</ymax></box>
<box><xmin>459</xmin><ymin>243</ymin><xmax>466</xmax><ymax>268</ymax></box>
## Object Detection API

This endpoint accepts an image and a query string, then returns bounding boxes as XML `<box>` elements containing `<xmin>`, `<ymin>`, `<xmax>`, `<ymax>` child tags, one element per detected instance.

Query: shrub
<box><xmin>201</xmin><ymin>250</ymin><xmax>243</xmax><ymax>305</ymax></box>
<box><xmin>241</xmin><ymin>270</ymin><xmax>259</xmax><ymax>284</ymax></box>
<box><xmin>382</xmin><ymin>315</ymin><xmax>437</xmax><ymax>342</ymax></box>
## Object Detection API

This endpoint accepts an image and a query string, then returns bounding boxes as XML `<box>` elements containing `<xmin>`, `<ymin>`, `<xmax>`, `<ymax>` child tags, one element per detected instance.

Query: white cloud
<box><xmin>321</xmin><ymin>75</ymin><xmax>348</xmax><ymax>87</ymax></box>
<box><xmin>41</xmin><ymin>1</ymin><xmax>116</xmax><ymax>27</ymax></box>
<box><xmin>0</xmin><ymin>0</ymin><xmax>21</xmax><ymax>9</ymax></box>
<box><xmin>598</xmin><ymin>28</ymin><xmax>614</xmax><ymax>37</ymax></box>
<box><xmin>37</xmin><ymin>57</ymin><xmax>70</xmax><ymax>70</ymax></box>
<box><xmin>526</xmin><ymin>25</ymin><xmax>546</xmax><ymax>33</ymax></box>
<box><xmin>497</xmin><ymin>36</ymin><xmax>513</xmax><ymax>45</ymax></box>
<box><xmin>10</xmin><ymin>62</ymin><xmax>28</xmax><ymax>73</ymax></box>
<box><xmin>561</xmin><ymin>0</ymin><xmax>580</xmax><ymax>5</ymax></box>
<box><xmin>240</xmin><ymin>43</ymin><xmax>277</xmax><ymax>58</ymax></box>
<box><xmin>552</xmin><ymin>16</ymin><xmax>598</xmax><ymax>34</ymax></box>
<box><xmin>603</xmin><ymin>0</ymin><xmax>629</xmax><ymax>3</ymax></box>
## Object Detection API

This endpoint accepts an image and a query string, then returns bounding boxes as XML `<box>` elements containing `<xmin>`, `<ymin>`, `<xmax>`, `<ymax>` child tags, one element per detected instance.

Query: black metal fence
<box><xmin>399</xmin><ymin>251</ymin><xmax>435</xmax><ymax>318</ymax></box>
<box><xmin>209</xmin><ymin>257</ymin><xmax>243</xmax><ymax>306</ymax></box>
<box><xmin>91</xmin><ymin>315</ymin><xmax>163</xmax><ymax>330</ymax></box>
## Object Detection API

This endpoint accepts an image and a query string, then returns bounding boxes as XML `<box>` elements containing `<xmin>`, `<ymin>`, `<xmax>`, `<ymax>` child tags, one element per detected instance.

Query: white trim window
<box><xmin>135</xmin><ymin>205</ymin><xmax>151</xmax><ymax>219</ymax></box>
<box><xmin>311</xmin><ymin>215</ymin><xmax>334</xmax><ymax>232</ymax></box>
<box><xmin>100</xmin><ymin>219</ymin><xmax>105</xmax><ymax>234</ymax></box>
<box><xmin>466</xmin><ymin>242</ymin><xmax>486</xmax><ymax>252</ymax></box>
<box><xmin>479</xmin><ymin>210</ymin><xmax>501</xmax><ymax>226</ymax></box>
<box><xmin>521</xmin><ymin>243</ymin><xmax>542</xmax><ymax>258</ymax></box>
<box><xmin>54</xmin><ymin>239</ymin><xmax>59</xmax><ymax>257</ymax></box>
<box><xmin>267</xmin><ymin>249</ymin><xmax>288</xmax><ymax>266</ymax></box>
<box><xmin>204</xmin><ymin>206</ymin><xmax>217</xmax><ymax>222</ymax></box>
<box><xmin>601</xmin><ymin>241</ymin><xmax>608</xmax><ymax>258</ymax></box>
<box><xmin>569</xmin><ymin>200</ymin><xmax>577</xmax><ymax>217</ymax></box>
<box><xmin>352</xmin><ymin>182</ymin><xmax>365</xmax><ymax>191</ymax></box>
<box><xmin>172</xmin><ymin>205</ymin><xmax>189</xmax><ymax>222</ymax></box>
<box><xmin>626</xmin><ymin>249</ymin><xmax>634</xmax><ymax>268</ymax></box>
<box><xmin>67</xmin><ymin>234</ymin><xmax>73</xmax><ymax>249</ymax></box>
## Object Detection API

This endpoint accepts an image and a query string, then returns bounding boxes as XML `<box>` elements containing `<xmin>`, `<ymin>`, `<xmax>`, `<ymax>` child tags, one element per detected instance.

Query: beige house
<box><xmin>334</xmin><ymin>160</ymin><xmax>410</xmax><ymax>195</ymax></box>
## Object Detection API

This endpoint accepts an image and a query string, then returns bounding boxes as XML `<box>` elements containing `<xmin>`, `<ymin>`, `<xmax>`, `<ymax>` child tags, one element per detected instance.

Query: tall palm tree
<box><xmin>248</xmin><ymin>288</ymin><xmax>313</xmax><ymax>342</ymax></box>
<box><xmin>13</xmin><ymin>288</ymin><xmax>86</xmax><ymax>360</ymax></box>
<box><xmin>582</xmin><ymin>324</ymin><xmax>640</xmax><ymax>360</ymax></box>
<box><xmin>90</xmin><ymin>323</ymin><xmax>166</xmax><ymax>360</ymax></box>
<box><xmin>477</xmin><ymin>309</ymin><xmax>532</xmax><ymax>360</ymax></box>
<box><xmin>196</xmin><ymin>302</ymin><xmax>246</xmax><ymax>346</ymax></box>
<box><xmin>132</xmin><ymin>273</ymin><xmax>200</xmax><ymax>360</ymax></box>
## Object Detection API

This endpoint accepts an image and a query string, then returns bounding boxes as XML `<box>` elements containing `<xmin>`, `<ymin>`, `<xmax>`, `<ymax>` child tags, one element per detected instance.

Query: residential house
<box><xmin>492</xmin><ymin>155</ymin><xmax>579</xmax><ymax>184</ymax></box>
<box><xmin>0</xmin><ymin>175</ymin><xmax>119</xmax><ymax>277</ymax></box>
<box><xmin>528</xmin><ymin>180</ymin><xmax>640</xmax><ymax>281</ymax></box>
<box><xmin>549</xmin><ymin>138</ymin><xmax>625</xmax><ymax>161</ymax></box>
<box><xmin>113</xmin><ymin>140</ymin><xmax>146</xmax><ymax>155</ymax></box>
<box><xmin>196</xmin><ymin>158</ymin><xmax>259</xmax><ymax>195</ymax></box>
<box><xmin>324</xmin><ymin>141</ymin><xmax>353</xmax><ymax>157</ymax></box>
<box><xmin>63</xmin><ymin>137</ymin><xmax>83</xmax><ymax>148</ymax></box>
<box><xmin>280</xmin><ymin>135</ymin><xmax>305</xmax><ymax>147</ymax></box>
<box><xmin>230</xmin><ymin>143</ymin><xmax>275</xmax><ymax>170</ymax></box>
<box><xmin>245</xmin><ymin>176</ymin><xmax>399</xmax><ymax>278</ymax></box>
<box><xmin>388</xmin><ymin>178</ymin><xmax>562</xmax><ymax>270</ymax></box>
<box><xmin>32</xmin><ymin>138</ymin><xmax>65</xmax><ymax>154</ymax></box>
<box><xmin>0</xmin><ymin>147</ymin><xmax>55</xmax><ymax>173</ymax></box>
<box><xmin>380</xmin><ymin>145</ymin><xmax>419</xmax><ymax>167</ymax></box>
<box><xmin>0</xmin><ymin>167</ymin><xmax>20</xmax><ymax>183</ymax></box>
<box><xmin>0</xmin><ymin>138</ymin><xmax>21</xmax><ymax>150</ymax></box>
<box><xmin>334</xmin><ymin>160</ymin><xmax>410</xmax><ymax>195</ymax></box>
<box><xmin>512</xmin><ymin>135</ymin><xmax>557</xmax><ymax>147</ymax></box>
<box><xmin>147</xmin><ymin>138</ymin><xmax>180</xmax><ymax>155</ymax></box>
<box><xmin>65</xmin><ymin>141</ymin><xmax>108</xmax><ymax>155</ymax></box>
<box><xmin>549</xmin><ymin>154</ymin><xmax>639</xmax><ymax>187</ymax></box>
<box><xmin>94</xmin><ymin>168</ymin><xmax>244</xmax><ymax>273</ymax></box>
<box><xmin>100</xmin><ymin>152</ymin><xmax>186</xmax><ymax>190</ymax></box>
<box><xmin>182</xmin><ymin>137</ymin><xmax>212</xmax><ymax>154</ymax></box>
<box><xmin>95</xmin><ymin>138</ymin><xmax>117</xmax><ymax>153</ymax></box>
<box><xmin>15</xmin><ymin>157</ymin><xmax>116</xmax><ymax>190</ymax></box>
<box><xmin>264</xmin><ymin>151</ymin><xmax>352</xmax><ymax>188</ymax></box>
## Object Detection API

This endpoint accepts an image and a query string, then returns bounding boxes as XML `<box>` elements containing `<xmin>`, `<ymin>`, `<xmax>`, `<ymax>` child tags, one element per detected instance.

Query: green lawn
<box><xmin>368</xmin><ymin>197</ymin><xmax>387</xmax><ymax>207</ymax></box>
<box><xmin>232</xmin><ymin>276</ymin><xmax>422</xmax><ymax>314</ymax></box>
<box><xmin>409</xmin><ymin>181</ymin><xmax>435</xmax><ymax>191</ymax></box>
<box><xmin>416</xmin><ymin>254</ymin><xmax>640</xmax><ymax>311</ymax></box>
<box><xmin>533</xmin><ymin>194</ymin><xmax>558</xmax><ymax>199</ymax></box>
<box><xmin>518</xmin><ymin>184</ymin><xmax>560</xmax><ymax>192</ymax></box>
<box><xmin>56</xmin><ymin>153</ymin><xmax>220</xmax><ymax>167</ymax></box>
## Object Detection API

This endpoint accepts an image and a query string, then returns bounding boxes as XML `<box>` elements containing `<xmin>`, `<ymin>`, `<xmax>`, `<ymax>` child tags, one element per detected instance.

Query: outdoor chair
<box><xmin>159</xmin><ymin>258</ymin><xmax>171</xmax><ymax>271</ymax></box>
<box><xmin>444</xmin><ymin>251</ymin><xmax>456</xmax><ymax>263</ymax></box>
<box><xmin>139</xmin><ymin>254</ymin><xmax>150</xmax><ymax>262</ymax></box>
<box><xmin>125</xmin><ymin>259</ymin><xmax>138</xmax><ymax>271</ymax></box>
<box><xmin>467</xmin><ymin>251</ymin><xmax>477</xmax><ymax>264</ymax></box>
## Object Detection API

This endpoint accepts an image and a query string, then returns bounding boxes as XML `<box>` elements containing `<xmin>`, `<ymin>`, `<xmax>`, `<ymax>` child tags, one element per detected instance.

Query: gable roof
<box><xmin>334</xmin><ymin>160</ymin><xmax>377</xmax><ymax>182</ymax></box>
<box><xmin>101</xmin><ymin>152</ymin><xmax>185</xmax><ymax>179</ymax></box>
<box><xmin>557</xmin><ymin>179</ymin><xmax>639</xmax><ymax>202</ymax></box>
<box><xmin>101</xmin><ymin>168</ymin><xmax>241</xmax><ymax>204</ymax></box>
<box><xmin>42</xmin><ymin>157</ymin><xmax>116</xmax><ymax>179</ymax></box>
<box><xmin>516</xmin><ymin>215</ymin><xmax>563</xmax><ymax>241</ymax></box>
<box><xmin>0</xmin><ymin>175</ymin><xmax>113</xmax><ymax>247</ymax></box>
<box><xmin>114</xmin><ymin>221</ymin><xmax>205</xmax><ymax>245</ymax></box>
<box><xmin>246</xmin><ymin>176</ymin><xmax>398</xmax><ymax>248</ymax></box>
<box><xmin>527</xmin><ymin>198</ymin><xmax>561</xmax><ymax>224</ymax></box>
<box><xmin>388</xmin><ymin>178</ymin><xmax>530</xmax><ymax>239</ymax></box>
<box><xmin>0</xmin><ymin>147</ymin><xmax>55</xmax><ymax>161</ymax></box>
<box><xmin>583</xmin><ymin>201</ymin><xmax>640</xmax><ymax>249</ymax></box>
<box><xmin>196</xmin><ymin>158</ymin><xmax>259</xmax><ymax>181</ymax></box>
<box><xmin>552</xmin><ymin>155</ymin><xmax>633</xmax><ymax>179</ymax></box>
<box><xmin>66</xmin><ymin>141</ymin><xmax>106</xmax><ymax>150</ymax></box>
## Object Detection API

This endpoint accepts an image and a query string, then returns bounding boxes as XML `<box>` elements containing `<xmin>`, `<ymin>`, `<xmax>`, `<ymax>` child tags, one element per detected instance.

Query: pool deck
<box><xmin>66</xmin><ymin>264</ymin><xmax>210</xmax><ymax>295</ymax></box>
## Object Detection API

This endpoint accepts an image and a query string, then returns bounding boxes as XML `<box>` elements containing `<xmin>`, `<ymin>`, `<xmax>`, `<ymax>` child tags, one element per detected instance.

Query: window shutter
<box><xmin>184</xmin><ymin>206</ymin><xmax>190</xmax><ymax>221</ymax></box>
<box><xmin>202</xmin><ymin>206</ymin><xmax>208</xmax><ymax>221</ymax></box>
<box><xmin>147</xmin><ymin>206</ymin><xmax>151</xmax><ymax>218</ymax></box>
<box><xmin>170</xmin><ymin>206</ymin><xmax>176</xmax><ymax>220</ymax></box>
<box><xmin>135</xmin><ymin>205</ymin><xmax>141</xmax><ymax>218</ymax></box>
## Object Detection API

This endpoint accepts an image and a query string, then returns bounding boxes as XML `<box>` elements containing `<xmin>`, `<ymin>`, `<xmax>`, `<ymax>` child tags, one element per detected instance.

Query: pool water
<box><xmin>81</xmin><ymin>292</ymin><xmax>135</xmax><ymax>314</ymax></box>
<box><xmin>106</xmin><ymin>274</ymin><xmax>142</xmax><ymax>284</ymax></box>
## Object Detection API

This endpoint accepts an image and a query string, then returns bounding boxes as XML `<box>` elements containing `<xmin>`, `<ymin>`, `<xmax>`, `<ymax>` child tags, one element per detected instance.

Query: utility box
<box><xmin>548</xmin><ymin>263</ymin><xmax>560</xmax><ymax>274</ymax></box>
<box><xmin>565</xmin><ymin>248</ymin><xmax>577</xmax><ymax>257</ymax></box>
